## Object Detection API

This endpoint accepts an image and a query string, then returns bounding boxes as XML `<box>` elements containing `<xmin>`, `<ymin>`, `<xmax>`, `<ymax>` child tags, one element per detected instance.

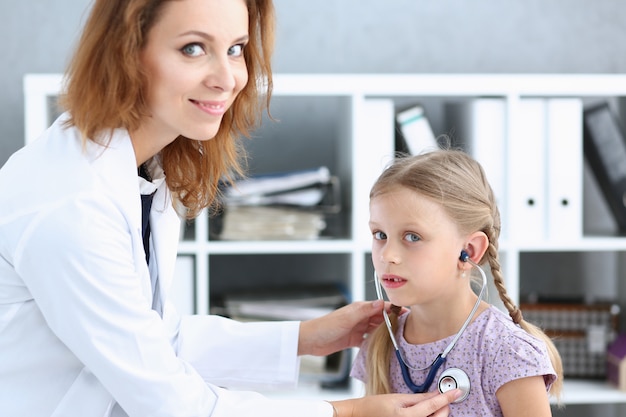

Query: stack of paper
<box><xmin>218</xmin><ymin>206</ymin><xmax>326</xmax><ymax>241</ymax></box>
<box><xmin>214</xmin><ymin>166</ymin><xmax>338</xmax><ymax>240</ymax></box>
<box><xmin>222</xmin><ymin>166</ymin><xmax>332</xmax><ymax>207</ymax></box>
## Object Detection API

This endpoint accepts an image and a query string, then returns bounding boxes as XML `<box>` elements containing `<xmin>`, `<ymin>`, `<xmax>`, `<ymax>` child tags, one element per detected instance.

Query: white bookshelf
<box><xmin>24</xmin><ymin>73</ymin><xmax>626</xmax><ymax>409</ymax></box>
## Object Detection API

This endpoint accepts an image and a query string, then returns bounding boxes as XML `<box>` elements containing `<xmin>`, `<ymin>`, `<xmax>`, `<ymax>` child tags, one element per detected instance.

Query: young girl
<box><xmin>351</xmin><ymin>149</ymin><xmax>563</xmax><ymax>416</ymax></box>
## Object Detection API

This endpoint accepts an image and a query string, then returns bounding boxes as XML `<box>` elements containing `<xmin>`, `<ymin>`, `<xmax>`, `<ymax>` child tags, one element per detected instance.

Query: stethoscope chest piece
<box><xmin>438</xmin><ymin>368</ymin><xmax>470</xmax><ymax>403</ymax></box>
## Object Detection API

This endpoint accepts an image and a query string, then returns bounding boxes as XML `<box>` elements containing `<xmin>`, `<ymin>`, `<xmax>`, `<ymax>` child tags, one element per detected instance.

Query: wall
<box><xmin>1</xmin><ymin>0</ymin><xmax>626</xmax><ymax>166</ymax></box>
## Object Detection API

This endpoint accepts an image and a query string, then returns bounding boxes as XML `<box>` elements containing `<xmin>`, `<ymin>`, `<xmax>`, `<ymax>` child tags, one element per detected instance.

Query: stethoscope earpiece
<box><xmin>438</xmin><ymin>368</ymin><xmax>471</xmax><ymax>403</ymax></box>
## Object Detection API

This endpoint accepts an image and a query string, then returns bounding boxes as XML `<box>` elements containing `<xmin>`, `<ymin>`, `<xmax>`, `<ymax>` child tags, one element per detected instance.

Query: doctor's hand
<box><xmin>298</xmin><ymin>300</ymin><xmax>390</xmax><ymax>357</ymax></box>
<box><xmin>330</xmin><ymin>390</ymin><xmax>460</xmax><ymax>417</ymax></box>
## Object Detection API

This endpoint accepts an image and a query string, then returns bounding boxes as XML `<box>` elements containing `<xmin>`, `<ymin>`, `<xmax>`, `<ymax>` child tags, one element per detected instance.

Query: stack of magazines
<box><xmin>212</xmin><ymin>166</ymin><xmax>340</xmax><ymax>241</ymax></box>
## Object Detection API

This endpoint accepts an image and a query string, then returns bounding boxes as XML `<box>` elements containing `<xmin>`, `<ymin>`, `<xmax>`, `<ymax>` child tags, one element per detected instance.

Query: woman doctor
<box><xmin>0</xmin><ymin>0</ymin><xmax>460</xmax><ymax>416</ymax></box>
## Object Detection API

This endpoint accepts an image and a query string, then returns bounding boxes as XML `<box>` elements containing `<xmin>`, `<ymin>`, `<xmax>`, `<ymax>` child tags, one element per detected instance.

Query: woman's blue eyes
<box><xmin>228</xmin><ymin>43</ymin><xmax>245</xmax><ymax>57</ymax></box>
<box><xmin>181</xmin><ymin>43</ymin><xmax>204</xmax><ymax>57</ymax></box>
<box><xmin>181</xmin><ymin>43</ymin><xmax>245</xmax><ymax>58</ymax></box>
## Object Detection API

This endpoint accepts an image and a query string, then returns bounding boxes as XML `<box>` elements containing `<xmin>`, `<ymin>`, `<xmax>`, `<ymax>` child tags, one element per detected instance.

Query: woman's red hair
<box><xmin>61</xmin><ymin>0</ymin><xmax>275</xmax><ymax>218</ymax></box>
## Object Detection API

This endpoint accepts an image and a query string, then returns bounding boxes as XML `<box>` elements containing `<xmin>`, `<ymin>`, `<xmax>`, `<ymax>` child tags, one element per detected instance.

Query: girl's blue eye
<box><xmin>182</xmin><ymin>43</ymin><xmax>204</xmax><ymax>57</ymax></box>
<box><xmin>373</xmin><ymin>231</ymin><xmax>387</xmax><ymax>240</ymax></box>
<box><xmin>228</xmin><ymin>43</ymin><xmax>245</xmax><ymax>57</ymax></box>
<box><xmin>404</xmin><ymin>233</ymin><xmax>420</xmax><ymax>242</ymax></box>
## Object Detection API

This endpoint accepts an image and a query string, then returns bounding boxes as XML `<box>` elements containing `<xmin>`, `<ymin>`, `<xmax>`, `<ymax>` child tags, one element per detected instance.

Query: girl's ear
<box><xmin>461</xmin><ymin>231</ymin><xmax>489</xmax><ymax>265</ymax></box>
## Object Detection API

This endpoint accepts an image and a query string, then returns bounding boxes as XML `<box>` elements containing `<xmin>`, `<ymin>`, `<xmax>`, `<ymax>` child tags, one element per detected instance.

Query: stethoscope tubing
<box><xmin>374</xmin><ymin>255</ymin><xmax>487</xmax><ymax>393</ymax></box>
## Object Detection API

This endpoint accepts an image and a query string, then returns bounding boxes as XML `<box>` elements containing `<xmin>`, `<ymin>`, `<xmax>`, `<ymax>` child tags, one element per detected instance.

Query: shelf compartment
<box><xmin>207</xmin><ymin>253</ymin><xmax>352</xmax><ymax>308</ymax></box>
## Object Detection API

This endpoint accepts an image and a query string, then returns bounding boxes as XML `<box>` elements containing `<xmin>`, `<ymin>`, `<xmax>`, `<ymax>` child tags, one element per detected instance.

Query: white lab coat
<box><xmin>0</xmin><ymin>114</ymin><xmax>333</xmax><ymax>417</ymax></box>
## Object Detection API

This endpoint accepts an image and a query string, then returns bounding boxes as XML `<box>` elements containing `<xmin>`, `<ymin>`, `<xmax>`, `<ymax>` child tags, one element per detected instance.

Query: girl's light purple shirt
<box><xmin>351</xmin><ymin>306</ymin><xmax>556</xmax><ymax>417</ymax></box>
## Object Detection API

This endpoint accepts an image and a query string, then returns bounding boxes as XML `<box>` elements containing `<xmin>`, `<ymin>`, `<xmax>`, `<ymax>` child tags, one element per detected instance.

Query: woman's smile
<box><xmin>190</xmin><ymin>99</ymin><xmax>228</xmax><ymax>116</ymax></box>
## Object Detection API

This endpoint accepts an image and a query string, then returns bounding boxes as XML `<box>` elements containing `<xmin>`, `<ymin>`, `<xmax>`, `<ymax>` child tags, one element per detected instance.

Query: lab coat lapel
<box><xmin>149</xmin><ymin>181</ymin><xmax>180</xmax><ymax>300</ymax></box>
<box><xmin>88</xmin><ymin>129</ymin><xmax>142</xmax><ymax>235</ymax></box>
<box><xmin>89</xmin><ymin>127</ymin><xmax>180</xmax><ymax>307</ymax></box>
<box><xmin>88</xmin><ymin>129</ymin><xmax>153</xmax><ymax>302</ymax></box>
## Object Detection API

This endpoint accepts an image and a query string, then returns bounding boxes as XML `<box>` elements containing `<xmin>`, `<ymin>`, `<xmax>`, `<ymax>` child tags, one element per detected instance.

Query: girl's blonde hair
<box><xmin>60</xmin><ymin>0</ymin><xmax>275</xmax><ymax>218</ymax></box>
<box><xmin>364</xmin><ymin>149</ymin><xmax>563</xmax><ymax>401</ymax></box>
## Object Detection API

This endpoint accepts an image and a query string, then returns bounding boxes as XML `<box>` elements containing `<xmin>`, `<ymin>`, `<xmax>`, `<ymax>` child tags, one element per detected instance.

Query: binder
<box><xmin>396</xmin><ymin>104</ymin><xmax>438</xmax><ymax>155</ymax></box>
<box><xmin>508</xmin><ymin>99</ymin><xmax>547</xmax><ymax>241</ymax></box>
<box><xmin>546</xmin><ymin>99</ymin><xmax>583</xmax><ymax>240</ymax></box>
<box><xmin>583</xmin><ymin>102</ymin><xmax>626</xmax><ymax>232</ymax></box>
<box><xmin>445</xmin><ymin>99</ymin><xmax>507</xmax><ymax>228</ymax></box>
<box><xmin>353</xmin><ymin>99</ymin><xmax>395</xmax><ymax>244</ymax></box>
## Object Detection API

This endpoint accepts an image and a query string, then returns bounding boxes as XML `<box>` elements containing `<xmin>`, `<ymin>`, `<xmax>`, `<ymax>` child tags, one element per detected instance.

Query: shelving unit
<box><xmin>23</xmin><ymin>73</ymin><xmax>626</xmax><ymax>412</ymax></box>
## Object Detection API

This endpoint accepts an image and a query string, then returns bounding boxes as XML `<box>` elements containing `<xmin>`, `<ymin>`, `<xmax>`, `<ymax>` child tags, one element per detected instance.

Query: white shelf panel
<box><xmin>23</xmin><ymin>73</ymin><xmax>64</xmax><ymax>144</ymax></box>
<box><xmin>260</xmin><ymin>380</ymin><xmax>362</xmax><ymax>402</ymax></box>
<box><xmin>273</xmin><ymin>74</ymin><xmax>626</xmax><ymax>97</ymax></box>
<box><xmin>265</xmin><ymin>379</ymin><xmax>626</xmax><ymax>406</ymax></box>
<box><xmin>512</xmin><ymin>236</ymin><xmax>626</xmax><ymax>252</ymax></box>
<box><xmin>555</xmin><ymin>379</ymin><xmax>626</xmax><ymax>405</ymax></box>
<box><xmin>178</xmin><ymin>239</ymin><xmax>356</xmax><ymax>255</ymax></box>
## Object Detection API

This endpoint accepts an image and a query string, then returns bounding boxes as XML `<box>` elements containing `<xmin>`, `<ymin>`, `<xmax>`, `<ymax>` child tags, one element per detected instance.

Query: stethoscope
<box><xmin>373</xmin><ymin>249</ymin><xmax>487</xmax><ymax>403</ymax></box>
